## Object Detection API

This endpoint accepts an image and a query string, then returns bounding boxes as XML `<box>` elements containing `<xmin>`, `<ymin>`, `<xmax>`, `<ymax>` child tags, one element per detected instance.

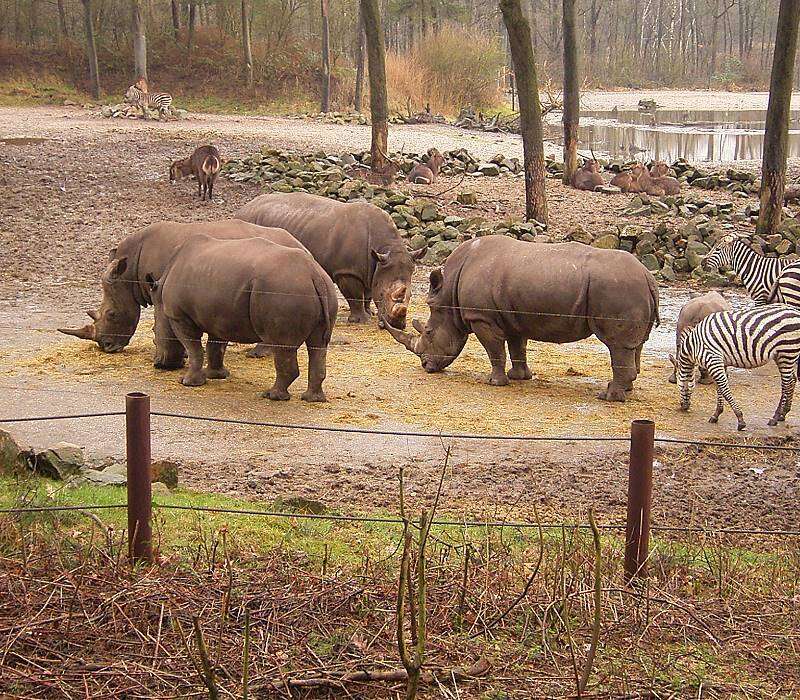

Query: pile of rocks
<box><xmin>98</xmin><ymin>104</ymin><xmax>189</xmax><ymax>120</ymax></box>
<box><xmin>671</xmin><ymin>159</ymin><xmax>758</xmax><ymax>195</ymax></box>
<box><xmin>0</xmin><ymin>430</ymin><xmax>177</xmax><ymax>493</ymax></box>
<box><xmin>621</xmin><ymin>193</ymin><xmax>736</xmax><ymax>220</ymax></box>
<box><xmin>565</xmin><ymin>217</ymin><xmax>800</xmax><ymax>283</ymax></box>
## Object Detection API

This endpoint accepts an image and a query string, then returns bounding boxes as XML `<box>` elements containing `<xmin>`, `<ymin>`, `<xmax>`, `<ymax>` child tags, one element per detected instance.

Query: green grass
<box><xmin>0</xmin><ymin>74</ymin><xmax>90</xmax><ymax>106</ymax></box>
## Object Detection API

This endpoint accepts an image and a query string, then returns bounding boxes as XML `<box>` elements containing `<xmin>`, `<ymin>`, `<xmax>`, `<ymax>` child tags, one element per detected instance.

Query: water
<box><xmin>573</xmin><ymin>108</ymin><xmax>800</xmax><ymax>163</ymax></box>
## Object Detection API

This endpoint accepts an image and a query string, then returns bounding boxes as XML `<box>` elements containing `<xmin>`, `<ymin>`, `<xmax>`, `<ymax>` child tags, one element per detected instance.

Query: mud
<box><xmin>1</xmin><ymin>105</ymin><xmax>799</xmax><ymax>531</ymax></box>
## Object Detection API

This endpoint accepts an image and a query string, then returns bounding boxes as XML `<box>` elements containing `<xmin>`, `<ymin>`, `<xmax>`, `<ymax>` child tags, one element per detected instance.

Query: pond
<box><xmin>572</xmin><ymin>108</ymin><xmax>800</xmax><ymax>163</ymax></box>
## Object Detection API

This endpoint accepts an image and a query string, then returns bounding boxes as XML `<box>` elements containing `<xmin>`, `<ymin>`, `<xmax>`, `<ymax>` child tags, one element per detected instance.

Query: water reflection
<box><xmin>575</xmin><ymin>109</ymin><xmax>800</xmax><ymax>163</ymax></box>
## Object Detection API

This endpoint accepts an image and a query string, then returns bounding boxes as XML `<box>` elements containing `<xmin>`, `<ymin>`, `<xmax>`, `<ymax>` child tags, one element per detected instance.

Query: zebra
<box><xmin>766</xmin><ymin>261</ymin><xmax>800</xmax><ymax>308</ymax></box>
<box><xmin>124</xmin><ymin>84</ymin><xmax>173</xmax><ymax>119</ymax></box>
<box><xmin>703</xmin><ymin>233</ymin><xmax>795</xmax><ymax>304</ymax></box>
<box><xmin>676</xmin><ymin>304</ymin><xmax>800</xmax><ymax>430</ymax></box>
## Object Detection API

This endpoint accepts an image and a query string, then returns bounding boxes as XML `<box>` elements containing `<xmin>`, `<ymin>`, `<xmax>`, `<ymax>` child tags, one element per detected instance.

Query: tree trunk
<box><xmin>187</xmin><ymin>1</ymin><xmax>196</xmax><ymax>54</ymax></box>
<box><xmin>500</xmin><ymin>0</ymin><xmax>548</xmax><ymax>223</ymax></box>
<box><xmin>361</xmin><ymin>0</ymin><xmax>389</xmax><ymax>170</ymax></box>
<box><xmin>354</xmin><ymin>4</ymin><xmax>365</xmax><ymax>112</ymax></box>
<box><xmin>562</xmin><ymin>0</ymin><xmax>579</xmax><ymax>185</ymax></box>
<box><xmin>241</xmin><ymin>0</ymin><xmax>253</xmax><ymax>88</ymax></box>
<box><xmin>757</xmin><ymin>0</ymin><xmax>800</xmax><ymax>235</ymax></box>
<box><xmin>81</xmin><ymin>0</ymin><xmax>100</xmax><ymax>99</ymax></box>
<box><xmin>57</xmin><ymin>0</ymin><xmax>69</xmax><ymax>39</ymax></box>
<box><xmin>132</xmin><ymin>0</ymin><xmax>147</xmax><ymax>81</ymax></box>
<box><xmin>321</xmin><ymin>0</ymin><xmax>331</xmax><ymax>112</ymax></box>
<box><xmin>171</xmin><ymin>0</ymin><xmax>180</xmax><ymax>39</ymax></box>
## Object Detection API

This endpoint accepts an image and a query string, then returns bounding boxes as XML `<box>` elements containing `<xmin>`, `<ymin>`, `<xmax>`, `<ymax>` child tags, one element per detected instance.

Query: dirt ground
<box><xmin>2</xmin><ymin>103</ymin><xmax>799</xmax><ymax>531</ymax></box>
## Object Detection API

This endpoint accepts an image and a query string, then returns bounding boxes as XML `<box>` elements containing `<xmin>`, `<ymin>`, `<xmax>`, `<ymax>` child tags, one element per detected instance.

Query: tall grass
<box><xmin>386</xmin><ymin>25</ymin><xmax>503</xmax><ymax>117</ymax></box>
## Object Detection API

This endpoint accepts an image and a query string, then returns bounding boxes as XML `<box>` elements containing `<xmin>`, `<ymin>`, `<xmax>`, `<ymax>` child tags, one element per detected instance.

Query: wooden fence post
<box><xmin>126</xmin><ymin>392</ymin><xmax>152</xmax><ymax>564</ymax></box>
<box><xmin>624</xmin><ymin>419</ymin><xmax>654</xmax><ymax>581</ymax></box>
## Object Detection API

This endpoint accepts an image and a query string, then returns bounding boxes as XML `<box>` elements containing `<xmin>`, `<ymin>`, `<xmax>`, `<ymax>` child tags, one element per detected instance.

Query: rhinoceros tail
<box><xmin>647</xmin><ymin>271</ymin><xmax>661</xmax><ymax>328</ymax></box>
<box><xmin>313</xmin><ymin>276</ymin><xmax>336</xmax><ymax>345</ymax></box>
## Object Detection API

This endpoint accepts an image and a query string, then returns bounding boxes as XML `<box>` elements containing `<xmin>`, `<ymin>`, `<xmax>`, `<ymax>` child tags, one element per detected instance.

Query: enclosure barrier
<box><xmin>2</xmin><ymin>392</ymin><xmax>800</xmax><ymax>576</ymax></box>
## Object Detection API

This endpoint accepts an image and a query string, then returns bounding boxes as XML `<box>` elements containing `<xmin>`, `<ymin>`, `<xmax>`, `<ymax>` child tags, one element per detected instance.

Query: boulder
<box><xmin>0</xmin><ymin>430</ymin><xmax>24</xmax><ymax>474</ymax></box>
<box><xmin>408</xmin><ymin>233</ymin><xmax>427</xmax><ymax>251</ymax></box>
<box><xmin>566</xmin><ymin>227</ymin><xmax>594</xmax><ymax>245</ymax></box>
<box><xmin>75</xmin><ymin>468</ymin><xmax>127</xmax><ymax>487</ymax></box>
<box><xmin>420</xmin><ymin>205</ymin><xmax>439</xmax><ymax>222</ymax></box>
<box><xmin>592</xmin><ymin>233</ymin><xmax>620</xmax><ymax>249</ymax></box>
<box><xmin>640</xmin><ymin>254</ymin><xmax>660</xmax><ymax>271</ymax></box>
<box><xmin>35</xmin><ymin>442</ymin><xmax>84</xmax><ymax>480</ymax></box>
<box><xmin>685</xmin><ymin>240</ymin><xmax>710</xmax><ymax>270</ymax></box>
<box><xmin>423</xmin><ymin>240</ymin><xmax>459</xmax><ymax>265</ymax></box>
<box><xmin>151</xmin><ymin>459</ymin><xmax>180</xmax><ymax>488</ymax></box>
<box><xmin>660</xmin><ymin>263</ymin><xmax>676</xmax><ymax>282</ymax></box>
<box><xmin>477</xmin><ymin>163</ymin><xmax>501</xmax><ymax>176</ymax></box>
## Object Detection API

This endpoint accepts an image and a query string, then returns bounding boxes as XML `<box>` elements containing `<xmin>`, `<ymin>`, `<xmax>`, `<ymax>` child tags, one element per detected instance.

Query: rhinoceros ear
<box><xmin>429</xmin><ymin>269</ymin><xmax>443</xmax><ymax>295</ymax></box>
<box><xmin>371</xmin><ymin>248</ymin><xmax>390</xmax><ymax>265</ymax></box>
<box><xmin>107</xmin><ymin>246</ymin><xmax>118</xmax><ymax>262</ymax></box>
<box><xmin>109</xmin><ymin>256</ymin><xmax>128</xmax><ymax>279</ymax></box>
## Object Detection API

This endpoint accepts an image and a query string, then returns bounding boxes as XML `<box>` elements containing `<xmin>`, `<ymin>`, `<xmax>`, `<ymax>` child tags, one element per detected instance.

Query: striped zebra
<box><xmin>703</xmin><ymin>233</ymin><xmax>795</xmax><ymax>304</ymax></box>
<box><xmin>124</xmin><ymin>84</ymin><xmax>173</xmax><ymax>119</ymax></box>
<box><xmin>677</xmin><ymin>304</ymin><xmax>800</xmax><ymax>430</ymax></box>
<box><xmin>766</xmin><ymin>261</ymin><xmax>800</xmax><ymax>308</ymax></box>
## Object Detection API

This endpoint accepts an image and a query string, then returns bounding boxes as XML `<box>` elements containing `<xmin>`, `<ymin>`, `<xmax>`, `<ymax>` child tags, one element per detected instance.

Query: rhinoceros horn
<box><xmin>380</xmin><ymin>316</ymin><xmax>419</xmax><ymax>353</ymax></box>
<box><xmin>58</xmin><ymin>322</ymin><xmax>96</xmax><ymax>340</ymax></box>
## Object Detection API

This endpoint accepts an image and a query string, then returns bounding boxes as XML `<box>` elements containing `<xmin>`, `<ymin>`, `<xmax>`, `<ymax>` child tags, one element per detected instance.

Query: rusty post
<box><xmin>126</xmin><ymin>392</ymin><xmax>152</xmax><ymax>565</ymax></box>
<box><xmin>624</xmin><ymin>419</ymin><xmax>654</xmax><ymax>582</ymax></box>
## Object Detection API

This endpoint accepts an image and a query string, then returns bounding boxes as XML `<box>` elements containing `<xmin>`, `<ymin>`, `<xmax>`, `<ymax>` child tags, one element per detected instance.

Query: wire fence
<box><xmin>2</xmin><ymin>401</ymin><xmax>800</xmax><ymax>545</ymax></box>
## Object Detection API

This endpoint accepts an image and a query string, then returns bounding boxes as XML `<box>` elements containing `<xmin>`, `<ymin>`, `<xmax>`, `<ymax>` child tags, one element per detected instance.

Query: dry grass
<box><xmin>387</xmin><ymin>26</ymin><xmax>503</xmax><ymax>117</ymax></box>
<box><xmin>0</xmin><ymin>498</ymin><xmax>797</xmax><ymax>698</ymax></box>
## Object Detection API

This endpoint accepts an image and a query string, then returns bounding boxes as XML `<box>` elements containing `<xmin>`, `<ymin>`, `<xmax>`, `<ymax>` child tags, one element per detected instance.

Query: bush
<box><xmin>386</xmin><ymin>25</ymin><xmax>503</xmax><ymax>117</ymax></box>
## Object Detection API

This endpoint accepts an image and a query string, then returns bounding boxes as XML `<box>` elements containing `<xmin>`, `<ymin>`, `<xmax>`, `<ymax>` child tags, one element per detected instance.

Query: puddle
<box><xmin>0</xmin><ymin>137</ymin><xmax>51</xmax><ymax>146</ymax></box>
<box><xmin>568</xmin><ymin>108</ymin><xmax>800</xmax><ymax>162</ymax></box>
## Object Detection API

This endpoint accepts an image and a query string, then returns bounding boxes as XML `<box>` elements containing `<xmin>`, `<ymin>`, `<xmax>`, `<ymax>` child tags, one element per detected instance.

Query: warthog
<box><xmin>235</xmin><ymin>192</ymin><xmax>425</xmax><ymax>329</ymax></box>
<box><xmin>381</xmin><ymin>235</ymin><xmax>660</xmax><ymax>402</ymax></box>
<box><xmin>570</xmin><ymin>159</ymin><xmax>605</xmax><ymax>191</ymax></box>
<box><xmin>668</xmin><ymin>291</ymin><xmax>732</xmax><ymax>384</ymax></box>
<box><xmin>58</xmin><ymin>220</ymin><xmax>306</xmax><ymax>364</ymax></box>
<box><xmin>149</xmin><ymin>235</ymin><xmax>337</xmax><ymax>401</ymax></box>
<box><xmin>408</xmin><ymin>148</ymin><xmax>445</xmax><ymax>184</ymax></box>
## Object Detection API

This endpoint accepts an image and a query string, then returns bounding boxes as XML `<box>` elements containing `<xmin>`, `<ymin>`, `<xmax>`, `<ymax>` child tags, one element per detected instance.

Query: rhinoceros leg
<box><xmin>472</xmin><ymin>322</ymin><xmax>509</xmax><ymax>386</ymax></box>
<box><xmin>338</xmin><ymin>276</ymin><xmax>371</xmax><ymax>324</ymax></box>
<box><xmin>507</xmin><ymin>336</ymin><xmax>533</xmax><ymax>380</ymax></box>
<box><xmin>301</xmin><ymin>345</ymin><xmax>328</xmax><ymax>402</ymax></box>
<box><xmin>597</xmin><ymin>344</ymin><xmax>636</xmax><ymax>401</ymax></box>
<box><xmin>262</xmin><ymin>348</ymin><xmax>300</xmax><ymax>400</ymax></box>
<box><xmin>153</xmin><ymin>307</ymin><xmax>186</xmax><ymax>370</ymax></box>
<box><xmin>171</xmin><ymin>319</ymin><xmax>207</xmax><ymax>387</ymax></box>
<box><xmin>205</xmin><ymin>338</ymin><xmax>231</xmax><ymax>379</ymax></box>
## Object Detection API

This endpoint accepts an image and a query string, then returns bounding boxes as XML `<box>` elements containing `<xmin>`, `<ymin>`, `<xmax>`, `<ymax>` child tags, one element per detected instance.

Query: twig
<box><xmin>579</xmin><ymin>509</ymin><xmax>603</xmax><ymax>694</ymax></box>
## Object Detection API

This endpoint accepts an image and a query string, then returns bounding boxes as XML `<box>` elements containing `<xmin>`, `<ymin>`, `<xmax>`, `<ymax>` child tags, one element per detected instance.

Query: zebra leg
<box><xmin>769</xmin><ymin>357</ymin><xmax>797</xmax><ymax>425</ymax></box>
<box><xmin>706</xmin><ymin>361</ymin><xmax>745</xmax><ymax>430</ymax></box>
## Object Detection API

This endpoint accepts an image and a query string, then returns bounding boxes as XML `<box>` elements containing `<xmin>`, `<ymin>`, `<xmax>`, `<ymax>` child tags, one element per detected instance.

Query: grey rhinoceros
<box><xmin>149</xmin><ymin>235</ymin><xmax>337</xmax><ymax>401</ymax></box>
<box><xmin>58</xmin><ymin>220</ymin><xmax>306</xmax><ymax>365</ymax></box>
<box><xmin>235</xmin><ymin>192</ymin><xmax>424</xmax><ymax>329</ymax></box>
<box><xmin>381</xmin><ymin>236</ymin><xmax>660</xmax><ymax>401</ymax></box>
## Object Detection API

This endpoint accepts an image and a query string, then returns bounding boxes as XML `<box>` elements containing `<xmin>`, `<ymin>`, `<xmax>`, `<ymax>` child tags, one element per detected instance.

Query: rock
<box><xmin>151</xmin><ymin>482</ymin><xmax>171</xmax><ymax>496</ymax></box>
<box><xmin>0</xmin><ymin>430</ymin><xmax>24</xmax><ymax>474</ymax></box>
<box><xmin>477</xmin><ymin>163</ymin><xmax>501</xmax><ymax>176</ymax></box>
<box><xmin>420</xmin><ymin>205</ymin><xmax>439</xmax><ymax>222</ymax></box>
<box><xmin>35</xmin><ymin>442</ymin><xmax>84</xmax><ymax>480</ymax></box>
<box><xmin>592</xmin><ymin>233</ymin><xmax>620</xmax><ymax>249</ymax></box>
<box><xmin>423</xmin><ymin>240</ymin><xmax>459</xmax><ymax>265</ymax></box>
<box><xmin>640</xmin><ymin>254</ymin><xmax>660</xmax><ymax>271</ymax></box>
<box><xmin>635</xmin><ymin>239</ymin><xmax>655</xmax><ymax>256</ymax></box>
<box><xmin>628</xmin><ymin>206</ymin><xmax>653</xmax><ymax>217</ymax></box>
<box><xmin>408</xmin><ymin>233</ymin><xmax>427</xmax><ymax>251</ymax></box>
<box><xmin>775</xmin><ymin>239</ymin><xmax>793</xmax><ymax>255</ymax></box>
<box><xmin>685</xmin><ymin>240</ymin><xmax>710</xmax><ymax>270</ymax></box>
<box><xmin>443</xmin><ymin>215</ymin><xmax>464</xmax><ymax>226</ymax></box>
<box><xmin>151</xmin><ymin>459</ymin><xmax>179</xmax><ymax>489</ymax></box>
<box><xmin>674</xmin><ymin>257</ymin><xmax>690</xmax><ymax>273</ymax></box>
<box><xmin>566</xmin><ymin>227</ymin><xmax>594</xmax><ymax>245</ymax></box>
<box><xmin>77</xmin><ymin>467</ymin><xmax>127</xmax><ymax>487</ymax></box>
<box><xmin>596</xmin><ymin>185</ymin><xmax>622</xmax><ymax>194</ymax></box>
<box><xmin>660</xmin><ymin>263</ymin><xmax>676</xmax><ymax>282</ymax></box>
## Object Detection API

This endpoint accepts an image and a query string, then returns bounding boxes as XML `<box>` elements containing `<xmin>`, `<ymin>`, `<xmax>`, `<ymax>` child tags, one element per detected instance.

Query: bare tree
<box><xmin>81</xmin><ymin>0</ymin><xmax>100</xmax><ymax>99</ymax></box>
<box><xmin>321</xmin><ymin>0</ymin><xmax>331</xmax><ymax>112</ymax></box>
<box><xmin>170</xmin><ymin>0</ymin><xmax>180</xmax><ymax>40</ymax></box>
<box><xmin>500</xmin><ymin>0</ymin><xmax>548</xmax><ymax>223</ymax></box>
<box><xmin>757</xmin><ymin>0</ymin><xmax>800</xmax><ymax>235</ymax></box>
<box><xmin>241</xmin><ymin>0</ymin><xmax>253</xmax><ymax>88</ymax></box>
<box><xmin>562</xmin><ymin>0</ymin><xmax>580</xmax><ymax>184</ymax></box>
<box><xmin>132</xmin><ymin>0</ymin><xmax>147</xmax><ymax>81</ymax></box>
<box><xmin>361</xmin><ymin>0</ymin><xmax>389</xmax><ymax>171</ymax></box>
<box><xmin>354</xmin><ymin>4</ymin><xmax>366</xmax><ymax>112</ymax></box>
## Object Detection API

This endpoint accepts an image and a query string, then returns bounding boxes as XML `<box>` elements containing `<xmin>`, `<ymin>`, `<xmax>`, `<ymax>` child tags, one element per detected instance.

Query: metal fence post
<box><xmin>126</xmin><ymin>392</ymin><xmax>152</xmax><ymax>565</ymax></box>
<box><xmin>624</xmin><ymin>419</ymin><xmax>654</xmax><ymax>582</ymax></box>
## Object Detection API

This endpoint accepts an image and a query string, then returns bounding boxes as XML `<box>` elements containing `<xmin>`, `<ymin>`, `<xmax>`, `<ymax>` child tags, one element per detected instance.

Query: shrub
<box><xmin>386</xmin><ymin>25</ymin><xmax>503</xmax><ymax>117</ymax></box>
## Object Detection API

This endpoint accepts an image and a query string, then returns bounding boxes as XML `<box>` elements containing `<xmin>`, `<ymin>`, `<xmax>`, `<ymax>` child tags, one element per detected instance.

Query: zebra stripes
<box><xmin>704</xmin><ymin>234</ymin><xmax>794</xmax><ymax>304</ymax></box>
<box><xmin>677</xmin><ymin>305</ymin><xmax>800</xmax><ymax>430</ymax></box>
<box><xmin>767</xmin><ymin>261</ymin><xmax>800</xmax><ymax>308</ymax></box>
<box><xmin>124</xmin><ymin>85</ymin><xmax>173</xmax><ymax>119</ymax></box>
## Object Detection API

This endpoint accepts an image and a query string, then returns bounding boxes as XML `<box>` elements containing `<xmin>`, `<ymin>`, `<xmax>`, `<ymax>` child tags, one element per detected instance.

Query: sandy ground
<box><xmin>2</xmin><ymin>103</ymin><xmax>799</xmax><ymax>530</ymax></box>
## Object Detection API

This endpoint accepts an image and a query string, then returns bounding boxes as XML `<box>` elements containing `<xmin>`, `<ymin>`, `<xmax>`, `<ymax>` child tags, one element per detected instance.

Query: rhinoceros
<box><xmin>149</xmin><ymin>235</ymin><xmax>337</xmax><ymax>401</ymax></box>
<box><xmin>381</xmin><ymin>236</ymin><xmax>660</xmax><ymax>401</ymax></box>
<box><xmin>667</xmin><ymin>291</ymin><xmax>732</xmax><ymax>384</ymax></box>
<box><xmin>235</xmin><ymin>192</ymin><xmax>424</xmax><ymax>329</ymax></box>
<box><xmin>58</xmin><ymin>220</ymin><xmax>306</xmax><ymax>365</ymax></box>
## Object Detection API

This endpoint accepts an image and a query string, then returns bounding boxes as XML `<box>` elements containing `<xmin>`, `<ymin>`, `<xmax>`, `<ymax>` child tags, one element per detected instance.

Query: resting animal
<box><xmin>408</xmin><ymin>148</ymin><xmax>445</xmax><ymax>184</ymax></box>
<box><xmin>570</xmin><ymin>159</ymin><xmax>605</xmax><ymax>191</ymax></box>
